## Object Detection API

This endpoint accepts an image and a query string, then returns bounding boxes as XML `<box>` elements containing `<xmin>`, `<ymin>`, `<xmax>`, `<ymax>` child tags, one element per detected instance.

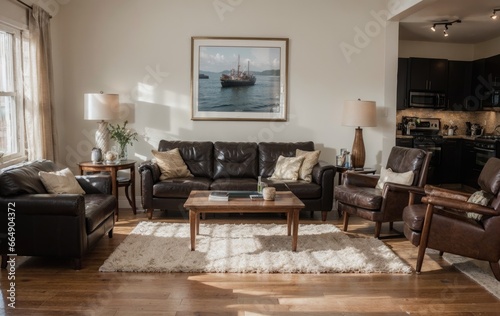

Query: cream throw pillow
<box><xmin>152</xmin><ymin>148</ymin><xmax>193</xmax><ymax>180</ymax></box>
<box><xmin>296</xmin><ymin>149</ymin><xmax>320</xmax><ymax>182</ymax></box>
<box><xmin>466</xmin><ymin>190</ymin><xmax>493</xmax><ymax>221</ymax></box>
<box><xmin>39</xmin><ymin>168</ymin><xmax>85</xmax><ymax>194</ymax></box>
<box><xmin>270</xmin><ymin>155</ymin><xmax>305</xmax><ymax>181</ymax></box>
<box><xmin>375</xmin><ymin>167</ymin><xmax>414</xmax><ymax>190</ymax></box>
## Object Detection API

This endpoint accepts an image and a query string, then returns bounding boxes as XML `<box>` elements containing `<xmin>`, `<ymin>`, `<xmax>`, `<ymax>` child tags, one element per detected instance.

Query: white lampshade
<box><xmin>342</xmin><ymin>100</ymin><xmax>377</xmax><ymax>127</ymax></box>
<box><xmin>84</xmin><ymin>93</ymin><xmax>119</xmax><ymax>121</ymax></box>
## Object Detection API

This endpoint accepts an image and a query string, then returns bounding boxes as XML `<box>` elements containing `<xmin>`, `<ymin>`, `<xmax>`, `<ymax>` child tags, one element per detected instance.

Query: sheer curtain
<box><xmin>24</xmin><ymin>4</ymin><xmax>56</xmax><ymax>161</ymax></box>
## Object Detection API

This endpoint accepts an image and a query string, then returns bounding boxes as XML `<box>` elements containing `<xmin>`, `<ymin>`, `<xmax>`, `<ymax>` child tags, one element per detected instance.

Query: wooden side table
<box><xmin>78</xmin><ymin>160</ymin><xmax>136</xmax><ymax>221</ymax></box>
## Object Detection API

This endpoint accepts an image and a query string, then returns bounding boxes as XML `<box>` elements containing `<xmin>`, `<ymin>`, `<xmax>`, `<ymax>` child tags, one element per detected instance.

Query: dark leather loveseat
<box><xmin>0</xmin><ymin>160</ymin><xmax>116</xmax><ymax>269</ymax></box>
<box><xmin>139</xmin><ymin>141</ymin><xmax>336</xmax><ymax>220</ymax></box>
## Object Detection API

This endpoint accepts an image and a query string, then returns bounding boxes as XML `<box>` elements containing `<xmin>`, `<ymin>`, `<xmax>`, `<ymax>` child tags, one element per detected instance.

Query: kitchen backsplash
<box><xmin>397</xmin><ymin>109</ymin><xmax>500</xmax><ymax>135</ymax></box>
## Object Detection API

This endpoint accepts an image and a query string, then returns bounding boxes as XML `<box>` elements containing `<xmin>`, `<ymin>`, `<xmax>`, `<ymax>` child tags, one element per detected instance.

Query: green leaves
<box><xmin>108</xmin><ymin>120</ymin><xmax>138</xmax><ymax>147</ymax></box>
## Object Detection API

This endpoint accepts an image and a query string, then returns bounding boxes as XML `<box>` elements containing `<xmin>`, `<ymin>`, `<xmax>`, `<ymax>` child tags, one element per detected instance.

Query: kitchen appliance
<box><xmin>408</xmin><ymin>118</ymin><xmax>442</xmax><ymax>184</ymax></box>
<box><xmin>473</xmin><ymin>135</ymin><xmax>500</xmax><ymax>170</ymax></box>
<box><xmin>409</xmin><ymin>91</ymin><xmax>446</xmax><ymax>109</ymax></box>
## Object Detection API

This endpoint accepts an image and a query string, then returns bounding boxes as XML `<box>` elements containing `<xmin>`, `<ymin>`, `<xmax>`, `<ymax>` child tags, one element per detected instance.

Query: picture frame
<box><xmin>191</xmin><ymin>37</ymin><xmax>289</xmax><ymax>121</ymax></box>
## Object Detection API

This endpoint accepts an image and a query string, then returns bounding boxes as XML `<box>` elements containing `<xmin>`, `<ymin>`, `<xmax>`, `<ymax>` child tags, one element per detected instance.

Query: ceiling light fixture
<box><xmin>429</xmin><ymin>19</ymin><xmax>461</xmax><ymax>37</ymax></box>
<box><xmin>492</xmin><ymin>9</ymin><xmax>499</xmax><ymax>20</ymax></box>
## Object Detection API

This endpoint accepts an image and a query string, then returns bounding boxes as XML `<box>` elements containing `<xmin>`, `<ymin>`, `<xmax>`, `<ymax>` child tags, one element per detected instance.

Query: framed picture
<box><xmin>191</xmin><ymin>37</ymin><xmax>289</xmax><ymax>121</ymax></box>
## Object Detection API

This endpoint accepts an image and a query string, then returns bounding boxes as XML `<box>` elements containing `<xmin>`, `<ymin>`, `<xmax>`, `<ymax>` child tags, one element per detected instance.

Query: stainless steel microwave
<box><xmin>409</xmin><ymin>91</ymin><xmax>446</xmax><ymax>109</ymax></box>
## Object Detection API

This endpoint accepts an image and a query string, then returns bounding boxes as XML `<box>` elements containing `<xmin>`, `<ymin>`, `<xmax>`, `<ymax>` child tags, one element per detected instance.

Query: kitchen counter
<box><xmin>396</xmin><ymin>135</ymin><xmax>477</xmax><ymax>140</ymax></box>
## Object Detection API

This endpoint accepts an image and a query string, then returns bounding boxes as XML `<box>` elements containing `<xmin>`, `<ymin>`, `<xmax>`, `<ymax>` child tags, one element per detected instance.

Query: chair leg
<box><xmin>73</xmin><ymin>258</ymin><xmax>82</xmax><ymax>270</ymax></box>
<box><xmin>489</xmin><ymin>262</ymin><xmax>500</xmax><ymax>281</ymax></box>
<box><xmin>439</xmin><ymin>251</ymin><xmax>444</xmax><ymax>256</ymax></box>
<box><xmin>321</xmin><ymin>211</ymin><xmax>327</xmax><ymax>222</ymax></box>
<box><xmin>342</xmin><ymin>212</ymin><xmax>350</xmax><ymax>232</ymax></box>
<box><xmin>108</xmin><ymin>229</ymin><xmax>113</xmax><ymax>238</ymax></box>
<box><xmin>147</xmin><ymin>208</ymin><xmax>154</xmax><ymax>220</ymax></box>
<box><xmin>374</xmin><ymin>222</ymin><xmax>382</xmax><ymax>238</ymax></box>
<box><xmin>416</xmin><ymin>204</ymin><xmax>435</xmax><ymax>274</ymax></box>
<box><xmin>389</xmin><ymin>222</ymin><xmax>394</xmax><ymax>230</ymax></box>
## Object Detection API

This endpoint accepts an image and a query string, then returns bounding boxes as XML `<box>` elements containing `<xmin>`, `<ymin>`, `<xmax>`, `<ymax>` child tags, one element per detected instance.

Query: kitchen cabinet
<box><xmin>409</xmin><ymin>58</ymin><xmax>448</xmax><ymax>92</ymax></box>
<box><xmin>447</xmin><ymin>61</ymin><xmax>472</xmax><ymax>111</ymax></box>
<box><xmin>461</xmin><ymin>139</ymin><xmax>480</xmax><ymax>189</ymax></box>
<box><xmin>396</xmin><ymin>58</ymin><xmax>409</xmax><ymax>110</ymax></box>
<box><xmin>439</xmin><ymin>139</ymin><xmax>461</xmax><ymax>183</ymax></box>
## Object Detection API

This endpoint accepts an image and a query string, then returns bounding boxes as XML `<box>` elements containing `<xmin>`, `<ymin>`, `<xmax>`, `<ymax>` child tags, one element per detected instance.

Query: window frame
<box><xmin>0</xmin><ymin>22</ymin><xmax>25</xmax><ymax>167</ymax></box>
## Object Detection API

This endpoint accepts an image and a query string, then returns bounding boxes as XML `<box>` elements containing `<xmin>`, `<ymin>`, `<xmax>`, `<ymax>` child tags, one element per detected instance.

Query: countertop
<box><xmin>396</xmin><ymin>135</ymin><xmax>477</xmax><ymax>140</ymax></box>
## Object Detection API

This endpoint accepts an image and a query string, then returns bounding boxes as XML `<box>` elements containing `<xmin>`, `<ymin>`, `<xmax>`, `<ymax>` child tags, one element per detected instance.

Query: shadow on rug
<box><xmin>100</xmin><ymin>222</ymin><xmax>411</xmax><ymax>274</ymax></box>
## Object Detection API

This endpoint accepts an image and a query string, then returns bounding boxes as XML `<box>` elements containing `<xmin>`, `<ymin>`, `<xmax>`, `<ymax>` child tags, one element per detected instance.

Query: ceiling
<box><xmin>398</xmin><ymin>0</ymin><xmax>500</xmax><ymax>44</ymax></box>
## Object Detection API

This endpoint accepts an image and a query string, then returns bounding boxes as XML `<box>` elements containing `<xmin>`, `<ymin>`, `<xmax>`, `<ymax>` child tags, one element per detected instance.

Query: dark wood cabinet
<box><xmin>409</xmin><ymin>58</ymin><xmax>448</xmax><ymax>92</ymax></box>
<box><xmin>396</xmin><ymin>58</ymin><xmax>408</xmax><ymax>110</ymax></box>
<box><xmin>461</xmin><ymin>140</ymin><xmax>480</xmax><ymax>189</ymax></box>
<box><xmin>439</xmin><ymin>139</ymin><xmax>461</xmax><ymax>183</ymax></box>
<box><xmin>448</xmin><ymin>61</ymin><xmax>472</xmax><ymax>111</ymax></box>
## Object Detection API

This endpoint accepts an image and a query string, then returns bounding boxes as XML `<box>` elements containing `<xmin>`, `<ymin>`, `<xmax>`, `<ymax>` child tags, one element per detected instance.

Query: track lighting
<box><xmin>492</xmin><ymin>9</ymin><xmax>499</xmax><ymax>20</ymax></box>
<box><xmin>429</xmin><ymin>19</ymin><xmax>461</xmax><ymax>37</ymax></box>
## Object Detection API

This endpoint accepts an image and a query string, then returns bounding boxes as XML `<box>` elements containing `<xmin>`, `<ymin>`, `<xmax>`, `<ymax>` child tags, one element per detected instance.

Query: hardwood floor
<box><xmin>1</xmin><ymin>209</ymin><xmax>499</xmax><ymax>315</ymax></box>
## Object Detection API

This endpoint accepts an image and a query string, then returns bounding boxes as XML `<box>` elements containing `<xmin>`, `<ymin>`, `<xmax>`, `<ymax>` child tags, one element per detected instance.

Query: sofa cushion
<box><xmin>264</xmin><ymin>179</ymin><xmax>322</xmax><ymax>199</ymax></box>
<box><xmin>84</xmin><ymin>194</ymin><xmax>116</xmax><ymax>233</ymax></box>
<box><xmin>153</xmin><ymin>177</ymin><xmax>212</xmax><ymax>198</ymax></box>
<box><xmin>39</xmin><ymin>168</ymin><xmax>86</xmax><ymax>194</ymax></box>
<box><xmin>213</xmin><ymin>142</ymin><xmax>258</xmax><ymax>179</ymax></box>
<box><xmin>210</xmin><ymin>178</ymin><xmax>258</xmax><ymax>191</ymax></box>
<box><xmin>375</xmin><ymin>167</ymin><xmax>414</xmax><ymax>190</ymax></box>
<box><xmin>158</xmin><ymin>140</ymin><xmax>214</xmax><ymax>178</ymax></box>
<box><xmin>296</xmin><ymin>149</ymin><xmax>320</xmax><ymax>182</ymax></box>
<box><xmin>258</xmin><ymin>142</ymin><xmax>315</xmax><ymax>178</ymax></box>
<box><xmin>335</xmin><ymin>185</ymin><xmax>383</xmax><ymax>210</ymax></box>
<box><xmin>152</xmin><ymin>149</ymin><xmax>194</xmax><ymax>180</ymax></box>
<box><xmin>0</xmin><ymin>160</ymin><xmax>57</xmax><ymax>197</ymax></box>
<box><xmin>270</xmin><ymin>155</ymin><xmax>305</xmax><ymax>181</ymax></box>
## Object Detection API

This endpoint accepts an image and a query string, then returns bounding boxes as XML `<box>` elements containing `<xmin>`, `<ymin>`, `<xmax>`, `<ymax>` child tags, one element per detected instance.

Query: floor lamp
<box><xmin>341</xmin><ymin>100</ymin><xmax>377</xmax><ymax>170</ymax></box>
<box><xmin>84</xmin><ymin>93</ymin><xmax>119</xmax><ymax>154</ymax></box>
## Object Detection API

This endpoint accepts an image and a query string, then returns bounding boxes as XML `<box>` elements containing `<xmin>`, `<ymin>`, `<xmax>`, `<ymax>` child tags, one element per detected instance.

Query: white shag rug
<box><xmin>427</xmin><ymin>249</ymin><xmax>500</xmax><ymax>299</ymax></box>
<box><xmin>99</xmin><ymin>222</ymin><xmax>411</xmax><ymax>274</ymax></box>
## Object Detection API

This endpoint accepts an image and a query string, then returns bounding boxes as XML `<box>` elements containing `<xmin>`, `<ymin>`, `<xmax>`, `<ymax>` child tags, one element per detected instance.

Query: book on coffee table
<box><xmin>208</xmin><ymin>191</ymin><xmax>262</xmax><ymax>201</ymax></box>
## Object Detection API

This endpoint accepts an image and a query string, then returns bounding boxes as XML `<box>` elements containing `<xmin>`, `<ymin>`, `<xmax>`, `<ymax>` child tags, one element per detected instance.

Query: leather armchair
<box><xmin>403</xmin><ymin>157</ymin><xmax>500</xmax><ymax>280</ymax></box>
<box><xmin>335</xmin><ymin>146</ymin><xmax>432</xmax><ymax>238</ymax></box>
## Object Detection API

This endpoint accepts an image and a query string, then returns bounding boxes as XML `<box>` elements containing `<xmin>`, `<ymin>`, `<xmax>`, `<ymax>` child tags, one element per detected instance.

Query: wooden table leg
<box><xmin>130</xmin><ymin>166</ymin><xmax>136</xmax><ymax>214</ymax></box>
<box><xmin>286</xmin><ymin>211</ymin><xmax>292</xmax><ymax>236</ymax></box>
<box><xmin>292</xmin><ymin>209</ymin><xmax>300</xmax><ymax>251</ymax></box>
<box><xmin>189</xmin><ymin>210</ymin><xmax>196</xmax><ymax>251</ymax></box>
<box><xmin>111</xmin><ymin>169</ymin><xmax>119</xmax><ymax>221</ymax></box>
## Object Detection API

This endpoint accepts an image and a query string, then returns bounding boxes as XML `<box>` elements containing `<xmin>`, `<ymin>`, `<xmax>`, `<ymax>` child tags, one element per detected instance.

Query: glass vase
<box><xmin>118</xmin><ymin>143</ymin><xmax>128</xmax><ymax>161</ymax></box>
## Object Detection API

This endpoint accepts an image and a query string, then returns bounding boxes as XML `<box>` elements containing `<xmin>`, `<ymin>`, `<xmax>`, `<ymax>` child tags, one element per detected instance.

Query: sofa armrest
<box><xmin>0</xmin><ymin>195</ymin><xmax>85</xmax><ymax>216</ymax></box>
<box><xmin>76</xmin><ymin>175</ymin><xmax>112</xmax><ymax>194</ymax></box>
<box><xmin>343</xmin><ymin>172</ymin><xmax>379</xmax><ymax>188</ymax></box>
<box><xmin>423</xmin><ymin>185</ymin><xmax>471</xmax><ymax>201</ymax></box>
<box><xmin>311</xmin><ymin>161</ymin><xmax>335</xmax><ymax>184</ymax></box>
<box><xmin>139</xmin><ymin>160</ymin><xmax>161</xmax><ymax>183</ymax></box>
<box><xmin>422</xmin><ymin>195</ymin><xmax>498</xmax><ymax>217</ymax></box>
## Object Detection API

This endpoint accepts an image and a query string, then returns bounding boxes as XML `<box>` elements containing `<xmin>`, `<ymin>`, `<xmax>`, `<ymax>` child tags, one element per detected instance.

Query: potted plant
<box><xmin>108</xmin><ymin>121</ymin><xmax>138</xmax><ymax>161</ymax></box>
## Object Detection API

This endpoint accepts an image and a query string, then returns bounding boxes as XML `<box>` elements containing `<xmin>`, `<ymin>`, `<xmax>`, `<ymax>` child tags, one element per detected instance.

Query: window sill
<box><xmin>0</xmin><ymin>156</ymin><xmax>27</xmax><ymax>169</ymax></box>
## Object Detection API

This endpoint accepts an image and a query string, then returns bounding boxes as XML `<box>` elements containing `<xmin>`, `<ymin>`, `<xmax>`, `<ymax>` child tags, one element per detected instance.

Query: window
<box><xmin>0</xmin><ymin>23</ymin><xmax>24</xmax><ymax>164</ymax></box>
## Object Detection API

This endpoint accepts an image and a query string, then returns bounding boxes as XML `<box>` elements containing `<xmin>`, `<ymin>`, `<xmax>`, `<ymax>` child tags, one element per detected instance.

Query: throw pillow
<box><xmin>270</xmin><ymin>155</ymin><xmax>305</xmax><ymax>181</ymax></box>
<box><xmin>375</xmin><ymin>167</ymin><xmax>414</xmax><ymax>190</ymax></box>
<box><xmin>152</xmin><ymin>148</ymin><xmax>193</xmax><ymax>180</ymax></box>
<box><xmin>466</xmin><ymin>190</ymin><xmax>493</xmax><ymax>221</ymax></box>
<box><xmin>296</xmin><ymin>149</ymin><xmax>321</xmax><ymax>183</ymax></box>
<box><xmin>39</xmin><ymin>168</ymin><xmax>85</xmax><ymax>194</ymax></box>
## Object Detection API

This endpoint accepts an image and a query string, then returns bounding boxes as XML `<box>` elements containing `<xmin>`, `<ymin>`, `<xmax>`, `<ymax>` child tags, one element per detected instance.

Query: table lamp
<box><xmin>84</xmin><ymin>93</ymin><xmax>119</xmax><ymax>154</ymax></box>
<box><xmin>341</xmin><ymin>99</ymin><xmax>377</xmax><ymax>170</ymax></box>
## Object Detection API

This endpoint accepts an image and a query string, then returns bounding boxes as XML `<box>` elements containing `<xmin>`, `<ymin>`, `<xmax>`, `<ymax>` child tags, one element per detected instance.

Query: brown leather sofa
<box><xmin>403</xmin><ymin>157</ymin><xmax>500</xmax><ymax>280</ymax></box>
<box><xmin>0</xmin><ymin>160</ymin><xmax>116</xmax><ymax>269</ymax></box>
<box><xmin>139</xmin><ymin>141</ymin><xmax>336</xmax><ymax>220</ymax></box>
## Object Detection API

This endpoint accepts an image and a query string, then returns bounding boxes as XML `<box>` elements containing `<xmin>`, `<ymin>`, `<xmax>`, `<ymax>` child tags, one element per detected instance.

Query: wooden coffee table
<box><xmin>183</xmin><ymin>190</ymin><xmax>305</xmax><ymax>251</ymax></box>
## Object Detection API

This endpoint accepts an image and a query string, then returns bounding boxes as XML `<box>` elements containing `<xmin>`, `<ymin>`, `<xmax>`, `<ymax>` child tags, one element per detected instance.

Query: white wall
<box><xmin>50</xmin><ymin>0</ymin><xmax>399</xmax><ymax>200</ymax></box>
